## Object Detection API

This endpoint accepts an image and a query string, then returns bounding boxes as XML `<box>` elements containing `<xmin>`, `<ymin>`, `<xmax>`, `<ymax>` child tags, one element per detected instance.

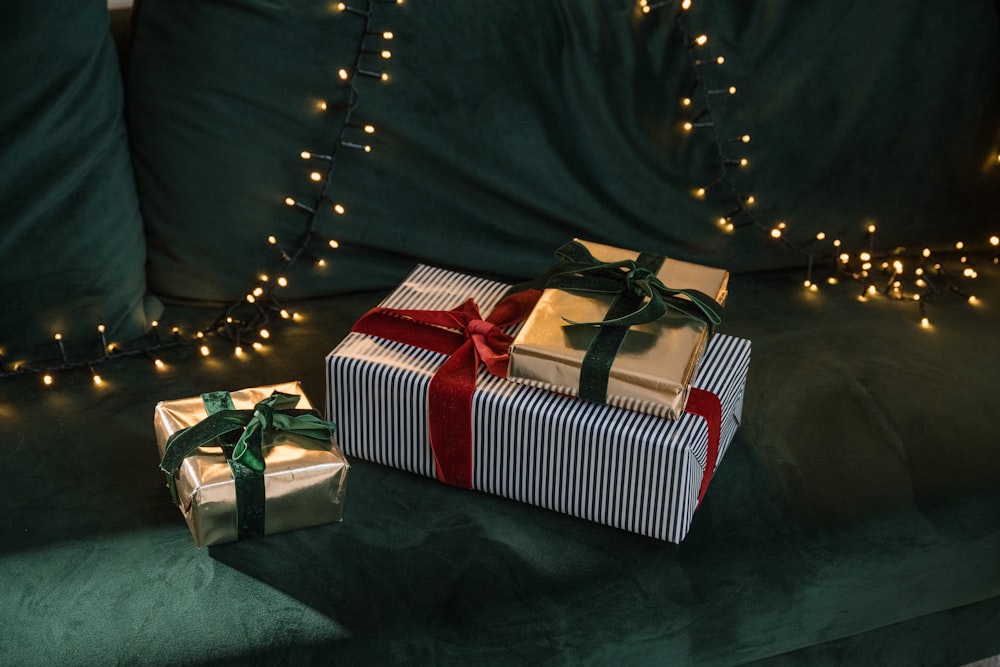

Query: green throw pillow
<box><xmin>0</xmin><ymin>1</ymin><xmax>160</xmax><ymax>362</ymax></box>
<box><xmin>127</xmin><ymin>0</ymin><xmax>999</xmax><ymax>304</ymax></box>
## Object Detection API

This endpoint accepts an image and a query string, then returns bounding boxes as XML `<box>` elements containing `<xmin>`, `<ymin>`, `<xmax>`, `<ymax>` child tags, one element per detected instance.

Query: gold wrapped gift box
<box><xmin>508</xmin><ymin>240</ymin><xmax>729</xmax><ymax>419</ymax></box>
<box><xmin>153</xmin><ymin>381</ymin><xmax>349</xmax><ymax>547</ymax></box>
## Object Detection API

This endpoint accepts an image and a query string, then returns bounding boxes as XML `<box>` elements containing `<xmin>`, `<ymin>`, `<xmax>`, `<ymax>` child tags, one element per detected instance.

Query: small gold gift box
<box><xmin>508</xmin><ymin>240</ymin><xmax>729</xmax><ymax>419</ymax></box>
<box><xmin>154</xmin><ymin>381</ymin><xmax>349</xmax><ymax>547</ymax></box>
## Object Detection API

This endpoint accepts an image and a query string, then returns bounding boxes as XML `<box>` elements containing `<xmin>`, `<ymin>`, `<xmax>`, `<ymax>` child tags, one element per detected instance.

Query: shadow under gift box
<box><xmin>154</xmin><ymin>381</ymin><xmax>350</xmax><ymax>547</ymax></box>
<box><xmin>326</xmin><ymin>265</ymin><xmax>750</xmax><ymax>543</ymax></box>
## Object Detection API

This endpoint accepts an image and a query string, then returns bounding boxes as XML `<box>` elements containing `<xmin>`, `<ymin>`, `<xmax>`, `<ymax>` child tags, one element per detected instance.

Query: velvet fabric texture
<box><xmin>127</xmin><ymin>0</ymin><xmax>1000</xmax><ymax>304</ymax></box>
<box><xmin>0</xmin><ymin>0</ymin><xmax>159</xmax><ymax>359</ymax></box>
<box><xmin>2</xmin><ymin>265</ymin><xmax>999</xmax><ymax>664</ymax></box>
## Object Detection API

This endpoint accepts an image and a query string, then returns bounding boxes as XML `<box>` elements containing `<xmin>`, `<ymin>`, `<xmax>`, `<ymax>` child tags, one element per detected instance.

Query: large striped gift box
<box><xmin>325</xmin><ymin>265</ymin><xmax>751</xmax><ymax>542</ymax></box>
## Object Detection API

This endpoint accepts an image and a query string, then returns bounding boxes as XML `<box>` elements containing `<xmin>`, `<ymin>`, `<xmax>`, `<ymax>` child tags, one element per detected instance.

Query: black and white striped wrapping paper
<box><xmin>325</xmin><ymin>265</ymin><xmax>751</xmax><ymax>542</ymax></box>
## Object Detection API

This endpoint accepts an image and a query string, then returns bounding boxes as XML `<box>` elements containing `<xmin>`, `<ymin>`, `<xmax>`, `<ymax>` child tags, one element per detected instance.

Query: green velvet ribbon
<box><xmin>543</xmin><ymin>240</ymin><xmax>724</xmax><ymax>329</ymax></box>
<box><xmin>160</xmin><ymin>391</ymin><xmax>337</xmax><ymax>541</ymax></box>
<box><xmin>534</xmin><ymin>241</ymin><xmax>725</xmax><ymax>404</ymax></box>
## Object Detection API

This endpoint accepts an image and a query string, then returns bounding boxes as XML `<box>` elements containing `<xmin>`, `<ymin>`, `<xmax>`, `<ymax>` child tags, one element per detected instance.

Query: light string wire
<box><xmin>642</xmin><ymin>0</ymin><xmax>1000</xmax><ymax>327</ymax></box>
<box><xmin>1</xmin><ymin>0</ymin><xmax>397</xmax><ymax>388</ymax></box>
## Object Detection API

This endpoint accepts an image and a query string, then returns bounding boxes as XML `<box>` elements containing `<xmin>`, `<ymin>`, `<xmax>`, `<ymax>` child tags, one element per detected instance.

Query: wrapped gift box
<box><xmin>154</xmin><ymin>381</ymin><xmax>349</xmax><ymax>547</ymax></box>
<box><xmin>508</xmin><ymin>239</ymin><xmax>729</xmax><ymax>419</ymax></box>
<box><xmin>326</xmin><ymin>266</ymin><xmax>750</xmax><ymax>543</ymax></box>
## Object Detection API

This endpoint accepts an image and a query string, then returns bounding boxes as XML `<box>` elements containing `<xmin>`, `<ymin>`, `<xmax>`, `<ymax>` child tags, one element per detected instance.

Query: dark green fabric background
<box><xmin>0</xmin><ymin>0</ymin><xmax>160</xmax><ymax>359</ymax></box>
<box><xmin>128</xmin><ymin>0</ymin><xmax>1000</xmax><ymax>303</ymax></box>
<box><xmin>2</xmin><ymin>1</ymin><xmax>999</xmax><ymax>664</ymax></box>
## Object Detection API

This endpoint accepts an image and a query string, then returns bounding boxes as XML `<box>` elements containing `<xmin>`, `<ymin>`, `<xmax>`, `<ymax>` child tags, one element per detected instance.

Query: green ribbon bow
<box><xmin>160</xmin><ymin>391</ymin><xmax>337</xmax><ymax>541</ymax></box>
<box><xmin>543</xmin><ymin>240</ymin><xmax>724</xmax><ymax>330</ymax></box>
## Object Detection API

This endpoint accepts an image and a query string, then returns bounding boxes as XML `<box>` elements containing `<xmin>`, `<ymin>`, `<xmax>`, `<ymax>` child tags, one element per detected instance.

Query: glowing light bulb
<box><xmin>922</xmin><ymin>248</ymin><xmax>931</xmax><ymax>257</ymax></box>
<box><xmin>335</xmin><ymin>2</ymin><xmax>346</xmax><ymax>10</ymax></box>
<box><xmin>803</xmin><ymin>279</ymin><xmax>812</xmax><ymax>288</ymax></box>
<box><xmin>318</xmin><ymin>101</ymin><xmax>328</xmax><ymax>111</ymax></box>
<box><xmin>364</xmin><ymin>125</ymin><xmax>375</xmax><ymax>134</ymax></box>
<box><xmin>724</xmin><ymin>223</ymin><xmax>734</xmax><ymax>232</ymax></box>
<box><xmin>310</xmin><ymin>172</ymin><xmax>322</xmax><ymax>182</ymax></box>
<box><xmin>860</xmin><ymin>252</ymin><xmax>871</xmax><ymax>262</ymax></box>
<box><xmin>969</xmin><ymin>295</ymin><xmax>979</xmax><ymax>305</ymax></box>
<box><xmin>867</xmin><ymin>224</ymin><xmax>877</xmax><ymax>234</ymax></box>
<box><xmin>267</xmin><ymin>235</ymin><xmax>277</xmax><ymax>245</ymax></box>
<box><xmin>739</xmin><ymin>158</ymin><xmax>749</xmax><ymax>167</ymax></box>
<box><xmin>200</xmin><ymin>345</ymin><xmax>210</xmax><ymax>357</ymax></box>
<box><xmin>694</xmin><ymin>34</ymin><xmax>708</xmax><ymax>46</ymax></box>
<box><xmin>741</xmin><ymin>134</ymin><xmax>751</xmax><ymax>143</ymax></box>
<box><xmin>716</xmin><ymin>56</ymin><xmax>725</xmax><ymax>65</ymax></box>
<box><xmin>956</xmin><ymin>241</ymin><xmax>965</xmax><ymax>250</ymax></box>
<box><xmin>990</xmin><ymin>236</ymin><xmax>999</xmax><ymax>246</ymax></box>
<box><xmin>839</xmin><ymin>253</ymin><xmax>850</xmax><ymax>263</ymax></box>
<box><xmin>915</xmin><ymin>267</ymin><xmax>924</xmax><ymax>276</ymax></box>
<box><xmin>827</xmin><ymin>276</ymin><xmax>838</xmax><ymax>285</ymax></box>
<box><xmin>867</xmin><ymin>284</ymin><xmax>877</xmax><ymax>296</ymax></box>
<box><xmin>154</xmin><ymin>358</ymin><xmax>165</xmax><ymax>370</ymax></box>
<box><xmin>920</xmin><ymin>317</ymin><xmax>930</xmax><ymax>328</ymax></box>
<box><xmin>333</xmin><ymin>203</ymin><xmax>346</xmax><ymax>215</ymax></box>
<box><xmin>317</xmin><ymin>258</ymin><xmax>327</xmax><ymax>267</ymax></box>
<box><xmin>260</xmin><ymin>329</ymin><xmax>271</xmax><ymax>339</ymax></box>
<box><xmin>277</xmin><ymin>276</ymin><xmax>288</xmax><ymax>287</ymax></box>
<box><xmin>382</xmin><ymin>31</ymin><xmax>394</xmax><ymax>40</ymax></box>
<box><xmin>54</xmin><ymin>333</ymin><xmax>62</xmax><ymax>341</ymax></box>
<box><xmin>381</xmin><ymin>50</ymin><xmax>392</xmax><ymax>60</ymax></box>
<box><xmin>235</xmin><ymin>346</ymin><xmax>244</xmax><ymax>357</ymax></box>
<box><xmin>338</xmin><ymin>68</ymin><xmax>349</xmax><ymax>80</ymax></box>
<box><xmin>329</xmin><ymin>239</ymin><xmax>340</xmax><ymax>249</ymax></box>
<box><xmin>862</xmin><ymin>262</ymin><xmax>872</xmax><ymax>271</ymax></box>
<box><xmin>682</xmin><ymin>0</ymin><xmax>692</xmax><ymax>9</ymax></box>
<box><xmin>770</xmin><ymin>228</ymin><xmax>782</xmax><ymax>239</ymax></box>
<box><xmin>252</xmin><ymin>287</ymin><xmax>264</xmax><ymax>297</ymax></box>
<box><xmin>381</xmin><ymin>73</ymin><xmax>390</xmax><ymax>82</ymax></box>
<box><xmin>252</xmin><ymin>342</ymin><xmax>264</xmax><ymax>351</ymax></box>
<box><xmin>728</xmin><ymin>86</ymin><xmax>737</xmax><ymax>95</ymax></box>
<box><xmin>43</xmin><ymin>374</ymin><xmax>53</xmax><ymax>386</ymax></box>
<box><xmin>717</xmin><ymin>217</ymin><xmax>728</xmax><ymax>227</ymax></box>
<box><xmin>745</xmin><ymin>195</ymin><xmax>756</xmax><ymax>205</ymax></box>
<box><xmin>682</xmin><ymin>122</ymin><xmax>694</xmax><ymax>132</ymax></box>
<box><xmin>246</xmin><ymin>294</ymin><xmax>256</xmax><ymax>304</ymax></box>
<box><xmin>816</xmin><ymin>232</ymin><xmax>826</xmax><ymax>241</ymax></box>
<box><xmin>300</xmin><ymin>151</ymin><xmax>311</xmax><ymax>160</ymax></box>
<box><xmin>833</xmin><ymin>239</ymin><xmax>842</xmax><ymax>248</ymax></box>
<box><xmin>693</xmin><ymin>188</ymin><xmax>706</xmax><ymax>199</ymax></box>
<box><xmin>280</xmin><ymin>309</ymin><xmax>291</xmax><ymax>319</ymax></box>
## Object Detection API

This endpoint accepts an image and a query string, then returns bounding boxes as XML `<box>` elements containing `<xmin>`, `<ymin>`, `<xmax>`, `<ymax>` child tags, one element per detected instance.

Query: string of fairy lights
<box><xmin>0</xmin><ymin>0</ymin><xmax>398</xmax><ymax>389</ymax></box>
<box><xmin>640</xmin><ymin>0</ymin><xmax>1000</xmax><ymax>328</ymax></box>
<box><xmin>4</xmin><ymin>0</ymin><xmax>998</xmax><ymax>390</ymax></box>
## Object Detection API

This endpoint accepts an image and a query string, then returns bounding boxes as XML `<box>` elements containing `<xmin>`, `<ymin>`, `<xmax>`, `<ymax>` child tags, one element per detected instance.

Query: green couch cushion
<box><xmin>0</xmin><ymin>1</ymin><xmax>160</xmax><ymax>361</ymax></box>
<box><xmin>2</xmin><ymin>262</ymin><xmax>998</xmax><ymax>664</ymax></box>
<box><xmin>128</xmin><ymin>0</ymin><xmax>999</xmax><ymax>305</ymax></box>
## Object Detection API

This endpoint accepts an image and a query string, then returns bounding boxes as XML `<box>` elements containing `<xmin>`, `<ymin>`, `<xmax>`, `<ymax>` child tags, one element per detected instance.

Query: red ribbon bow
<box><xmin>351</xmin><ymin>289</ymin><xmax>540</xmax><ymax>488</ymax></box>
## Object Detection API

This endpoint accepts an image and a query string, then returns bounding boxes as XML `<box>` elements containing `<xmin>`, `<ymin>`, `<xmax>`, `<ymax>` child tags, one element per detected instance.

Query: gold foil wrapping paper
<box><xmin>508</xmin><ymin>240</ymin><xmax>729</xmax><ymax>419</ymax></box>
<box><xmin>153</xmin><ymin>381</ymin><xmax>349</xmax><ymax>547</ymax></box>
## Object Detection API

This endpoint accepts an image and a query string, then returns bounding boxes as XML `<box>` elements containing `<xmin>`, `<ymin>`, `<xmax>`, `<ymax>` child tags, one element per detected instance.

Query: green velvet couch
<box><xmin>2</xmin><ymin>1</ymin><xmax>999</xmax><ymax>665</ymax></box>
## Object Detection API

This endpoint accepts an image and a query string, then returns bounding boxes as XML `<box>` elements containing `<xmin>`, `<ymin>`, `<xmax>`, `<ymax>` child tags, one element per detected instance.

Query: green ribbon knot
<box><xmin>159</xmin><ymin>391</ymin><xmax>336</xmax><ymax>542</ymax></box>
<box><xmin>543</xmin><ymin>240</ymin><xmax>724</xmax><ymax>331</ymax></box>
<box><xmin>160</xmin><ymin>391</ymin><xmax>335</xmax><ymax>477</ymax></box>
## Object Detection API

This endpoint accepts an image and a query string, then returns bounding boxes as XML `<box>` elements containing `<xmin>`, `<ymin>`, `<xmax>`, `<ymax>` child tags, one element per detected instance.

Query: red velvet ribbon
<box><xmin>684</xmin><ymin>387</ymin><xmax>722</xmax><ymax>506</ymax></box>
<box><xmin>350</xmin><ymin>289</ymin><xmax>541</xmax><ymax>488</ymax></box>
